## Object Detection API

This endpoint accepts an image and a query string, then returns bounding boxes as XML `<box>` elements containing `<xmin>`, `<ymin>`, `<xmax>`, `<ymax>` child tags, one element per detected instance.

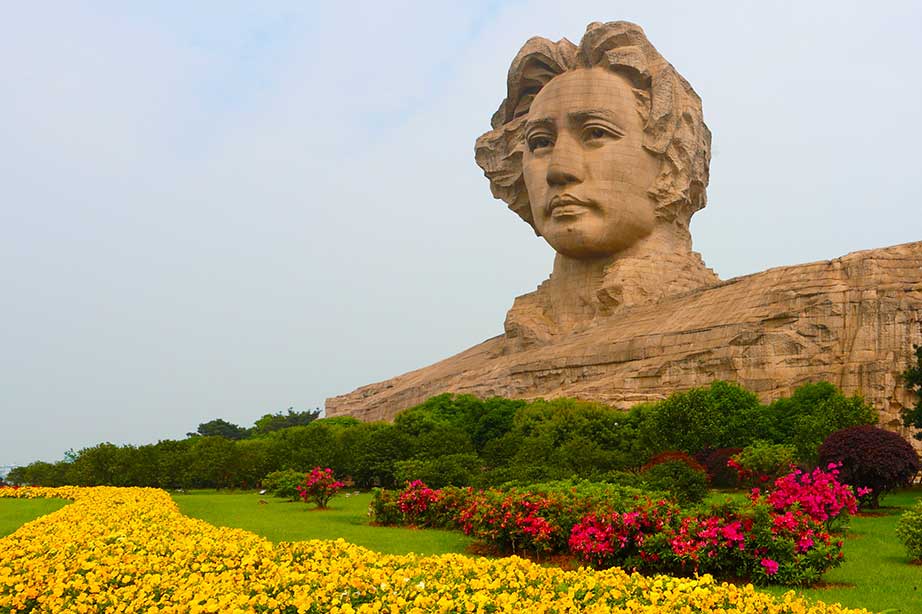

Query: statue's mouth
<box><xmin>548</xmin><ymin>194</ymin><xmax>593</xmax><ymax>218</ymax></box>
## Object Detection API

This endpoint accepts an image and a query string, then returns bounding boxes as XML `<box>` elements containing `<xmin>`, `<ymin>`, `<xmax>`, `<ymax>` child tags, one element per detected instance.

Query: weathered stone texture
<box><xmin>325</xmin><ymin>21</ymin><xmax>922</xmax><ymax>443</ymax></box>
<box><xmin>326</xmin><ymin>242</ymin><xmax>922</xmax><ymax>437</ymax></box>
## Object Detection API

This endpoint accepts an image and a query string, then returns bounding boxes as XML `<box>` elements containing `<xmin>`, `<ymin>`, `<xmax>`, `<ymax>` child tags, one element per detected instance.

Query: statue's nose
<box><xmin>546</xmin><ymin>133</ymin><xmax>584</xmax><ymax>186</ymax></box>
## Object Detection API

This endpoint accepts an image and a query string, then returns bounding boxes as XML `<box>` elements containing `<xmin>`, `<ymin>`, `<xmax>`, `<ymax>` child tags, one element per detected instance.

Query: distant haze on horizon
<box><xmin>2</xmin><ymin>1</ymin><xmax>920</xmax><ymax>468</ymax></box>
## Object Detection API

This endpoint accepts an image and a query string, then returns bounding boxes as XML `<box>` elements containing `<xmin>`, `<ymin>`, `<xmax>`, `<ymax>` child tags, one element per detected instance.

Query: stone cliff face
<box><xmin>326</xmin><ymin>242</ymin><xmax>922</xmax><ymax>438</ymax></box>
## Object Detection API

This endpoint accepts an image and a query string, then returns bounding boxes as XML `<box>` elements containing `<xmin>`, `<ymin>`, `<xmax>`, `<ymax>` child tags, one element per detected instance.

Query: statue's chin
<box><xmin>539</xmin><ymin>215</ymin><xmax>654</xmax><ymax>261</ymax></box>
<box><xmin>550</xmin><ymin>245</ymin><xmax>614</xmax><ymax>260</ymax></box>
<box><xmin>543</xmin><ymin>232</ymin><xmax>629</xmax><ymax>261</ymax></box>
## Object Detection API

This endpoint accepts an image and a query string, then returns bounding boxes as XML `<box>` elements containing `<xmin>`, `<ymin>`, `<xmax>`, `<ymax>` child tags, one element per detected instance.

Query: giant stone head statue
<box><xmin>475</xmin><ymin>21</ymin><xmax>711</xmax><ymax>260</ymax></box>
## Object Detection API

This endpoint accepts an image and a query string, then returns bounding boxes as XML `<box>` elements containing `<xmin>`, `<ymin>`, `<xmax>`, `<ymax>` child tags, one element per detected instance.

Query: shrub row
<box><xmin>370</xmin><ymin>470</ymin><xmax>858</xmax><ymax>585</ymax></box>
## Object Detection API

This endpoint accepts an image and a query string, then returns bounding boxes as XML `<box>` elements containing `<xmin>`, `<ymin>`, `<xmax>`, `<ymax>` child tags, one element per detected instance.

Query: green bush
<box><xmin>640</xmin><ymin>460</ymin><xmax>709</xmax><ymax>504</ymax></box>
<box><xmin>732</xmin><ymin>441</ymin><xmax>796</xmax><ymax>486</ymax></box>
<box><xmin>393</xmin><ymin>453</ymin><xmax>480</xmax><ymax>488</ymax></box>
<box><xmin>896</xmin><ymin>499</ymin><xmax>922</xmax><ymax>561</ymax></box>
<box><xmin>635</xmin><ymin>381</ymin><xmax>762</xmax><ymax>455</ymax></box>
<box><xmin>368</xmin><ymin>488</ymin><xmax>402</xmax><ymax>525</ymax></box>
<box><xmin>593</xmin><ymin>470</ymin><xmax>645</xmax><ymax>488</ymax></box>
<box><xmin>262</xmin><ymin>469</ymin><xmax>304</xmax><ymax>500</ymax></box>
<box><xmin>764</xmin><ymin>382</ymin><xmax>876</xmax><ymax>463</ymax></box>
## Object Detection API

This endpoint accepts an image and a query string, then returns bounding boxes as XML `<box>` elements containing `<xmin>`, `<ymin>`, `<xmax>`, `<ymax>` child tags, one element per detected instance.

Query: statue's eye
<box><xmin>584</xmin><ymin>126</ymin><xmax>611</xmax><ymax>141</ymax></box>
<box><xmin>528</xmin><ymin>135</ymin><xmax>554</xmax><ymax>152</ymax></box>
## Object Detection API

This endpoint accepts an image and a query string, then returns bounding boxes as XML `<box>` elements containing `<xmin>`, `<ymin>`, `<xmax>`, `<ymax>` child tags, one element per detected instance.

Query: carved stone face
<box><xmin>522</xmin><ymin>67</ymin><xmax>660</xmax><ymax>259</ymax></box>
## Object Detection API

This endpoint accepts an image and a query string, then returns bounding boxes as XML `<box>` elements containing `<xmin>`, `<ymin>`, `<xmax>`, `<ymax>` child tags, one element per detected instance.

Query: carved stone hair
<box><xmin>475</xmin><ymin>21</ymin><xmax>711</xmax><ymax>234</ymax></box>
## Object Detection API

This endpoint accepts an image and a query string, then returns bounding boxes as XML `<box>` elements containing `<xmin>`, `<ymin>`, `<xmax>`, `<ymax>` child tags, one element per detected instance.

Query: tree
<box><xmin>763</xmin><ymin>381</ymin><xmax>876</xmax><ymax>462</ymax></box>
<box><xmin>252</xmin><ymin>408</ymin><xmax>321</xmax><ymax>435</ymax></box>
<box><xmin>189</xmin><ymin>418</ymin><xmax>250</xmax><ymax>440</ymax></box>
<box><xmin>636</xmin><ymin>381</ymin><xmax>761</xmax><ymax>455</ymax></box>
<box><xmin>185</xmin><ymin>436</ymin><xmax>241</xmax><ymax>488</ymax></box>
<box><xmin>901</xmin><ymin>345</ymin><xmax>922</xmax><ymax>440</ymax></box>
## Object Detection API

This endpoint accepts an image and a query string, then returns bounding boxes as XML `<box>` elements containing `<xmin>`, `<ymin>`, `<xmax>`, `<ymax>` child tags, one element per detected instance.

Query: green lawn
<box><xmin>0</xmin><ymin>498</ymin><xmax>69</xmax><ymax>537</ymax></box>
<box><xmin>172</xmin><ymin>490</ymin><xmax>473</xmax><ymax>556</ymax></box>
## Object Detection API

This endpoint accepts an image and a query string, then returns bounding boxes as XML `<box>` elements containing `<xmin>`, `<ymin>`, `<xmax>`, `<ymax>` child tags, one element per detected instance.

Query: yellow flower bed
<box><xmin>0</xmin><ymin>487</ymin><xmax>869</xmax><ymax>614</ymax></box>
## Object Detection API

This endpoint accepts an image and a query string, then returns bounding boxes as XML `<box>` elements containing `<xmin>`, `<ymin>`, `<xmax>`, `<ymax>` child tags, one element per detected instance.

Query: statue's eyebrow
<box><xmin>524</xmin><ymin>117</ymin><xmax>555</xmax><ymax>134</ymax></box>
<box><xmin>568</xmin><ymin>109</ymin><xmax>626</xmax><ymax>135</ymax></box>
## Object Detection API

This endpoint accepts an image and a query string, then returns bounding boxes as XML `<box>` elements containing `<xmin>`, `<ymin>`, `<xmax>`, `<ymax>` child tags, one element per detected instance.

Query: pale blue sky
<box><xmin>2</xmin><ymin>1</ymin><xmax>921</xmax><ymax>469</ymax></box>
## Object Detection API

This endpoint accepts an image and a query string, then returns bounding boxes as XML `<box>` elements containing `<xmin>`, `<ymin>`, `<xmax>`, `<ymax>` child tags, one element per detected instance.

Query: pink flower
<box><xmin>761</xmin><ymin>558</ymin><xmax>779</xmax><ymax>575</ymax></box>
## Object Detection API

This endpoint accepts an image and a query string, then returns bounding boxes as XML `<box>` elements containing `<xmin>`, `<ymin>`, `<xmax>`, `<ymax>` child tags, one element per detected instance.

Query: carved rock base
<box><xmin>326</xmin><ymin>242</ymin><xmax>922</xmax><ymax>442</ymax></box>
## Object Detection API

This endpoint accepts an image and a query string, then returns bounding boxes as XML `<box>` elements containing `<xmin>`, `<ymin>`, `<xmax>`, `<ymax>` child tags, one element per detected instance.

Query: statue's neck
<box><xmin>503</xmin><ymin>225</ymin><xmax>719</xmax><ymax>347</ymax></box>
<box><xmin>550</xmin><ymin>223</ymin><xmax>691</xmax><ymax>283</ymax></box>
<box><xmin>551</xmin><ymin>225</ymin><xmax>705</xmax><ymax>312</ymax></box>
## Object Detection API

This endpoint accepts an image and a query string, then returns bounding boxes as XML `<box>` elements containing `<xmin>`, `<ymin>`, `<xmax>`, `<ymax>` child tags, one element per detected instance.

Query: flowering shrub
<box><xmin>568</xmin><ymin>499</ymin><xmax>679</xmax><ymax>570</ymax></box>
<box><xmin>0</xmin><ymin>486</ymin><xmax>870</xmax><ymax>614</ymax></box>
<box><xmin>395</xmin><ymin>480</ymin><xmax>470</xmax><ymax>528</ymax></box>
<box><xmin>763</xmin><ymin>463</ymin><xmax>862</xmax><ymax>531</ymax></box>
<box><xmin>457</xmin><ymin>488</ymin><xmax>564</xmax><ymax>555</ymax></box>
<box><xmin>372</xmin><ymin>480</ymin><xmax>653</xmax><ymax>557</ymax></box>
<box><xmin>296</xmin><ymin>466</ymin><xmax>344</xmax><ymax>508</ymax></box>
<box><xmin>397</xmin><ymin>480</ymin><xmax>442</xmax><ymax>516</ymax></box>
<box><xmin>372</xmin><ymin>480</ymin><xmax>846</xmax><ymax>585</ymax></box>
<box><xmin>571</xmin><ymin>499</ymin><xmax>844</xmax><ymax>585</ymax></box>
<box><xmin>261</xmin><ymin>468</ymin><xmax>304</xmax><ymax>500</ymax></box>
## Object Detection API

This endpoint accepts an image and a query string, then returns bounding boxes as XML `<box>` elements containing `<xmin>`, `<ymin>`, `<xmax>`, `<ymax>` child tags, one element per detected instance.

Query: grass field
<box><xmin>172</xmin><ymin>490</ymin><xmax>474</xmax><ymax>556</ymax></box>
<box><xmin>0</xmin><ymin>497</ymin><xmax>68</xmax><ymax>538</ymax></box>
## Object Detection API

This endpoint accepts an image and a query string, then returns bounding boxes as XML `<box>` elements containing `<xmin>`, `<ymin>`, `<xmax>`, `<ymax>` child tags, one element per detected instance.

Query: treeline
<box><xmin>188</xmin><ymin>408</ymin><xmax>321</xmax><ymax>440</ymax></box>
<box><xmin>8</xmin><ymin>381</ymin><xmax>876</xmax><ymax>489</ymax></box>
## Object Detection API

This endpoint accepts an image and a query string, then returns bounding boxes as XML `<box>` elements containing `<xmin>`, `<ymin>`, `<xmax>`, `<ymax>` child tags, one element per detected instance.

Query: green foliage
<box><xmin>314</xmin><ymin>416</ymin><xmax>362</xmax><ymax>428</ymax></box>
<box><xmin>639</xmin><ymin>457</ymin><xmax>710</xmax><ymax>504</ymax></box>
<box><xmin>500</xmin><ymin>398</ymin><xmax>633</xmax><ymax>480</ymax></box>
<box><xmin>349</xmin><ymin>423</ymin><xmax>413</xmax><ymax>488</ymax></box>
<box><xmin>732</xmin><ymin>441</ymin><xmax>797</xmax><ymax>485</ymax></box>
<box><xmin>262</xmin><ymin>469</ymin><xmax>305</xmax><ymax>500</ymax></box>
<box><xmin>252</xmin><ymin>408</ymin><xmax>320</xmax><ymax>436</ymax></box>
<box><xmin>393</xmin><ymin>453</ymin><xmax>480</xmax><ymax>488</ymax></box>
<box><xmin>763</xmin><ymin>382</ymin><xmax>877</xmax><ymax>463</ymax></box>
<box><xmin>368</xmin><ymin>488</ymin><xmax>402</xmax><ymax>526</ymax></box>
<box><xmin>184</xmin><ymin>436</ymin><xmax>240</xmax><ymax>488</ymax></box>
<box><xmin>190</xmin><ymin>418</ymin><xmax>250</xmax><ymax>440</ymax></box>
<box><xmin>7</xmin><ymin>381</ymin><xmax>885</xmax><ymax>493</ymax></box>
<box><xmin>901</xmin><ymin>345</ymin><xmax>922</xmax><ymax>439</ymax></box>
<box><xmin>896</xmin><ymin>498</ymin><xmax>922</xmax><ymax>561</ymax></box>
<box><xmin>635</xmin><ymin>381</ymin><xmax>762</xmax><ymax>455</ymax></box>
